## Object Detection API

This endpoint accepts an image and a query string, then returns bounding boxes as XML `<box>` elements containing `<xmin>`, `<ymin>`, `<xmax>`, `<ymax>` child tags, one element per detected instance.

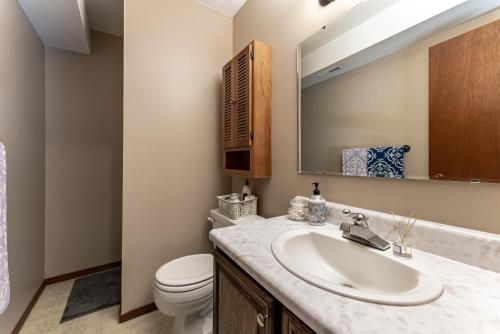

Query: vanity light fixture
<box><xmin>329</xmin><ymin>66</ymin><xmax>342</xmax><ymax>73</ymax></box>
<box><xmin>319</xmin><ymin>0</ymin><xmax>335</xmax><ymax>6</ymax></box>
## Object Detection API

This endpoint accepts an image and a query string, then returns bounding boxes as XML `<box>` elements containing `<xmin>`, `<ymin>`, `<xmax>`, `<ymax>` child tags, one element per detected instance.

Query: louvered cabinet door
<box><xmin>234</xmin><ymin>45</ymin><xmax>252</xmax><ymax>148</ymax></box>
<box><xmin>222</xmin><ymin>61</ymin><xmax>234</xmax><ymax>148</ymax></box>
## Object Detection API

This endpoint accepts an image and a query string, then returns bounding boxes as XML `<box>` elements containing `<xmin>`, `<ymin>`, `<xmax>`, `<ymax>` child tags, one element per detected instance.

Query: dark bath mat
<box><xmin>61</xmin><ymin>268</ymin><xmax>121</xmax><ymax>322</ymax></box>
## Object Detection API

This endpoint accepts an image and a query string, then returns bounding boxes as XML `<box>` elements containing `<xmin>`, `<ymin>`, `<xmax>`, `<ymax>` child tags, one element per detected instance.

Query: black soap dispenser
<box><xmin>307</xmin><ymin>182</ymin><xmax>327</xmax><ymax>225</ymax></box>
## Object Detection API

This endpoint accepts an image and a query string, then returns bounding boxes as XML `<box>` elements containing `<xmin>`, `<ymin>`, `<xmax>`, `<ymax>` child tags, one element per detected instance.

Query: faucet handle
<box><xmin>353</xmin><ymin>213</ymin><xmax>369</xmax><ymax>222</ymax></box>
<box><xmin>342</xmin><ymin>209</ymin><xmax>369</xmax><ymax>228</ymax></box>
<box><xmin>342</xmin><ymin>209</ymin><xmax>351</xmax><ymax>216</ymax></box>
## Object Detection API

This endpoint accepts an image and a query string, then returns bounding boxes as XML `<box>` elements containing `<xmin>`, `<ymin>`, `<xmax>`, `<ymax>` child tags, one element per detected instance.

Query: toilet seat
<box><xmin>153</xmin><ymin>211</ymin><xmax>263</xmax><ymax>334</ymax></box>
<box><xmin>154</xmin><ymin>277</ymin><xmax>213</xmax><ymax>293</ymax></box>
<box><xmin>156</xmin><ymin>254</ymin><xmax>213</xmax><ymax>287</ymax></box>
<box><xmin>154</xmin><ymin>281</ymin><xmax>213</xmax><ymax>304</ymax></box>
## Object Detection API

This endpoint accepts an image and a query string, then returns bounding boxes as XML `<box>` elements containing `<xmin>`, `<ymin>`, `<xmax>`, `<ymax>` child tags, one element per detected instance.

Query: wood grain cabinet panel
<box><xmin>221</xmin><ymin>40</ymin><xmax>272</xmax><ymax>178</ymax></box>
<box><xmin>281</xmin><ymin>308</ymin><xmax>315</xmax><ymax>334</ymax></box>
<box><xmin>429</xmin><ymin>19</ymin><xmax>500</xmax><ymax>182</ymax></box>
<box><xmin>214</xmin><ymin>249</ymin><xmax>276</xmax><ymax>334</ymax></box>
<box><xmin>214</xmin><ymin>249</ymin><xmax>317</xmax><ymax>334</ymax></box>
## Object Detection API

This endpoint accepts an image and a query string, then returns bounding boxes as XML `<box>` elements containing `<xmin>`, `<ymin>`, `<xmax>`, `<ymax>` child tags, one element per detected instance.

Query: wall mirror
<box><xmin>298</xmin><ymin>0</ymin><xmax>500</xmax><ymax>182</ymax></box>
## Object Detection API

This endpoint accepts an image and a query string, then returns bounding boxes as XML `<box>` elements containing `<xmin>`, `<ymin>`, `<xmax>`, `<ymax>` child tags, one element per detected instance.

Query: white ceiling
<box><xmin>18</xmin><ymin>0</ymin><xmax>91</xmax><ymax>54</ymax></box>
<box><xmin>194</xmin><ymin>0</ymin><xmax>246</xmax><ymax>17</ymax></box>
<box><xmin>86</xmin><ymin>0</ymin><xmax>123</xmax><ymax>37</ymax></box>
<box><xmin>18</xmin><ymin>0</ymin><xmax>241</xmax><ymax>54</ymax></box>
<box><xmin>17</xmin><ymin>0</ymin><xmax>123</xmax><ymax>54</ymax></box>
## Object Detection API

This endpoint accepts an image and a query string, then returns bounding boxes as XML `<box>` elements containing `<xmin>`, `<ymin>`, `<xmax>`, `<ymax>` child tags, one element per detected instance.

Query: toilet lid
<box><xmin>156</xmin><ymin>254</ymin><xmax>213</xmax><ymax>287</ymax></box>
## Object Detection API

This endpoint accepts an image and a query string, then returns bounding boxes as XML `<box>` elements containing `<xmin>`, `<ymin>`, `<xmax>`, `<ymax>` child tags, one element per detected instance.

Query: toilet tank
<box><xmin>209</xmin><ymin>209</ymin><xmax>264</xmax><ymax>229</ymax></box>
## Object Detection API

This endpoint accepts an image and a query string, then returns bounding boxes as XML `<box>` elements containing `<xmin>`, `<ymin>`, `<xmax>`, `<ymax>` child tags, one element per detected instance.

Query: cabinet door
<box><xmin>222</xmin><ymin>60</ymin><xmax>234</xmax><ymax>148</ymax></box>
<box><xmin>234</xmin><ymin>44</ymin><xmax>253</xmax><ymax>148</ymax></box>
<box><xmin>282</xmin><ymin>308</ymin><xmax>315</xmax><ymax>334</ymax></box>
<box><xmin>214</xmin><ymin>250</ymin><xmax>275</xmax><ymax>334</ymax></box>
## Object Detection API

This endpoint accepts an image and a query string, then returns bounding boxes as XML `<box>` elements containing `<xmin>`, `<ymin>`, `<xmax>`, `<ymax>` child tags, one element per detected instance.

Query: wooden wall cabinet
<box><xmin>214</xmin><ymin>249</ymin><xmax>316</xmax><ymax>334</ymax></box>
<box><xmin>222</xmin><ymin>40</ymin><xmax>272</xmax><ymax>178</ymax></box>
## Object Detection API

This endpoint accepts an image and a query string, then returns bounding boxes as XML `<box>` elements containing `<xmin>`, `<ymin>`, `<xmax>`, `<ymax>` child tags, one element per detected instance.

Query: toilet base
<box><xmin>170</xmin><ymin>303</ymin><xmax>213</xmax><ymax>334</ymax></box>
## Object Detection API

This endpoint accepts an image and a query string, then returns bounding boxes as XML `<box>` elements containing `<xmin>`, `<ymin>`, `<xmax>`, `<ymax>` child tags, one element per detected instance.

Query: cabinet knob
<box><xmin>434</xmin><ymin>173</ymin><xmax>444</xmax><ymax>179</ymax></box>
<box><xmin>231</xmin><ymin>98</ymin><xmax>237</xmax><ymax>104</ymax></box>
<box><xmin>256</xmin><ymin>313</ymin><xmax>269</xmax><ymax>327</ymax></box>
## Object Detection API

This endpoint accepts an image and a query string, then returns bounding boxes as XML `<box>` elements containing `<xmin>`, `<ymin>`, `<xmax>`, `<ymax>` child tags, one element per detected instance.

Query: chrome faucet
<box><xmin>342</xmin><ymin>209</ymin><xmax>370</xmax><ymax>229</ymax></box>
<box><xmin>339</xmin><ymin>209</ymin><xmax>390</xmax><ymax>251</ymax></box>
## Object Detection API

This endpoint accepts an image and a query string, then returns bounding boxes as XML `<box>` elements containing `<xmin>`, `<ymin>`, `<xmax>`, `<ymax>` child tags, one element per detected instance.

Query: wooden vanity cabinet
<box><xmin>222</xmin><ymin>40</ymin><xmax>272</xmax><ymax>178</ymax></box>
<box><xmin>281</xmin><ymin>308</ymin><xmax>315</xmax><ymax>334</ymax></box>
<box><xmin>214</xmin><ymin>249</ymin><xmax>316</xmax><ymax>334</ymax></box>
<box><xmin>214</xmin><ymin>249</ymin><xmax>276</xmax><ymax>334</ymax></box>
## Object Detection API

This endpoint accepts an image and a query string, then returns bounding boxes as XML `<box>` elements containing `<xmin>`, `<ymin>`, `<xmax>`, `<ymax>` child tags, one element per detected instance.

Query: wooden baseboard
<box><xmin>11</xmin><ymin>282</ymin><xmax>46</xmax><ymax>334</ymax></box>
<box><xmin>119</xmin><ymin>303</ymin><xmax>157</xmax><ymax>323</ymax></box>
<box><xmin>11</xmin><ymin>261</ymin><xmax>122</xmax><ymax>334</ymax></box>
<box><xmin>45</xmin><ymin>261</ymin><xmax>121</xmax><ymax>285</ymax></box>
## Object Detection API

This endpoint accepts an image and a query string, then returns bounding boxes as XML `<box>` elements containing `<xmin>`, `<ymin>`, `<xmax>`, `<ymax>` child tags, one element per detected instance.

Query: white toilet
<box><xmin>153</xmin><ymin>209</ymin><xmax>264</xmax><ymax>334</ymax></box>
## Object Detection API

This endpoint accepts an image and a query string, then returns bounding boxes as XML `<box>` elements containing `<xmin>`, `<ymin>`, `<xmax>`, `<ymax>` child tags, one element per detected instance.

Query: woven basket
<box><xmin>217</xmin><ymin>194</ymin><xmax>258</xmax><ymax>219</ymax></box>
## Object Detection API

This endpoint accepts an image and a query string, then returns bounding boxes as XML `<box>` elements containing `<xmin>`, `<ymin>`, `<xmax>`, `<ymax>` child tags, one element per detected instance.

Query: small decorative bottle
<box><xmin>307</xmin><ymin>183</ymin><xmax>327</xmax><ymax>226</ymax></box>
<box><xmin>242</xmin><ymin>179</ymin><xmax>252</xmax><ymax>197</ymax></box>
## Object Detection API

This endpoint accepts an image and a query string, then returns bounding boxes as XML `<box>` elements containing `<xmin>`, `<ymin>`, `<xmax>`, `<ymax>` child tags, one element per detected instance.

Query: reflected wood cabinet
<box><xmin>214</xmin><ymin>249</ymin><xmax>315</xmax><ymax>334</ymax></box>
<box><xmin>222</xmin><ymin>40</ymin><xmax>272</xmax><ymax>178</ymax></box>
<box><xmin>429</xmin><ymin>19</ymin><xmax>500</xmax><ymax>182</ymax></box>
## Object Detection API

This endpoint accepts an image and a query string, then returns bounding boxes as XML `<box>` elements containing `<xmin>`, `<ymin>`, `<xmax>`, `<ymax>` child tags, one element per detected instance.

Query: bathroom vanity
<box><xmin>210</xmin><ymin>203</ymin><xmax>500</xmax><ymax>334</ymax></box>
<box><xmin>212</xmin><ymin>2</ymin><xmax>500</xmax><ymax>332</ymax></box>
<box><xmin>214</xmin><ymin>248</ymin><xmax>314</xmax><ymax>334</ymax></box>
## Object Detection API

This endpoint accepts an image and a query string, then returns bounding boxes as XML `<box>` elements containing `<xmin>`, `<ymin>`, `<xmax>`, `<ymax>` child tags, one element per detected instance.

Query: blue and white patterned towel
<box><xmin>342</xmin><ymin>148</ymin><xmax>368</xmax><ymax>176</ymax></box>
<box><xmin>367</xmin><ymin>146</ymin><xmax>405</xmax><ymax>178</ymax></box>
<box><xmin>0</xmin><ymin>143</ymin><xmax>9</xmax><ymax>315</ymax></box>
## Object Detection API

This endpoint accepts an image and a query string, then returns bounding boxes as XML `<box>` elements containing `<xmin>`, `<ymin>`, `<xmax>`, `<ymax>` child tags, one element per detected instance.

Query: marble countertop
<box><xmin>209</xmin><ymin>216</ymin><xmax>500</xmax><ymax>334</ymax></box>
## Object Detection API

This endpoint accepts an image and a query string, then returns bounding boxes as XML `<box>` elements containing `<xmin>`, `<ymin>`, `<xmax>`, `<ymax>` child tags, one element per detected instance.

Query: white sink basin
<box><xmin>272</xmin><ymin>229</ymin><xmax>443</xmax><ymax>306</ymax></box>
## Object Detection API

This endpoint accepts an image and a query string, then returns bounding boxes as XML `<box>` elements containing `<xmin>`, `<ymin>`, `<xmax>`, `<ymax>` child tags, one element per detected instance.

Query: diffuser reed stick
<box><xmin>390</xmin><ymin>211</ymin><xmax>417</xmax><ymax>257</ymax></box>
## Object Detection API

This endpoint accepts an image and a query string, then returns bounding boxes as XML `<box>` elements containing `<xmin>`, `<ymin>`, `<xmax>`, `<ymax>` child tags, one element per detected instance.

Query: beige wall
<box><xmin>122</xmin><ymin>0</ymin><xmax>232</xmax><ymax>314</ymax></box>
<box><xmin>233</xmin><ymin>0</ymin><xmax>500</xmax><ymax>235</ymax></box>
<box><xmin>301</xmin><ymin>9</ymin><xmax>500</xmax><ymax>178</ymax></box>
<box><xmin>45</xmin><ymin>30</ymin><xmax>123</xmax><ymax>278</ymax></box>
<box><xmin>0</xmin><ymin>1</ymin><xmax>45</xmax><ymax>332</ymax></box>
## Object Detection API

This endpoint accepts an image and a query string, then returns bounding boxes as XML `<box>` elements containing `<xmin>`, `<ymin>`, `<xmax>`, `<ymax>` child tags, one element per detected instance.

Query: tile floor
<box><xmin>19</xmin><ymin>279</ymin><xmax>172</xmax><ymax>334</ymax></box>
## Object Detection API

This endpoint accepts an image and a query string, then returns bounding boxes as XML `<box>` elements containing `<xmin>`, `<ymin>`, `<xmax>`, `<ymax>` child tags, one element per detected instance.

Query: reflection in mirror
<box><xmin>298</xmin><ymin>1</ymin><xmax>500</xmax><ymax>182</ymax></box>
